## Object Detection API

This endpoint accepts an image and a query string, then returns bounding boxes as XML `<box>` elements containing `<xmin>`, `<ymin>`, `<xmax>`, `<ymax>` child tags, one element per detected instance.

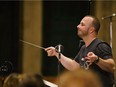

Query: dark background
<box><xmin>0</xmin><ymin>1</ymin><xmax>21</xmax><ymax>76</ymax></box>
<box><xmin>42</xmin><ymin>1</ymin><xmax>91</xmax><ymax>76</ymax></box>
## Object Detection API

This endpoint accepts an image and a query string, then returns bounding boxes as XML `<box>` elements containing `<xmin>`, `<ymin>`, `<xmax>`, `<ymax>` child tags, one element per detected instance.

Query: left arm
<box><xmin>95</xmin><ymin>57</ymin><xmax>115</xmax><ymax>73</ymax></box>
<box><xmin>85</xmin><ymin>52</ymin><xmax>115</xmax><ymax>73</ymax></box>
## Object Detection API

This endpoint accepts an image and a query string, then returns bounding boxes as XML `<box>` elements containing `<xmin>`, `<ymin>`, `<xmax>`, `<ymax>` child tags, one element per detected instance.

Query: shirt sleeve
<box><xmin>96</xmin><ymin>42</ymin><xmax>113</xmax><ymax>59</ymax></box>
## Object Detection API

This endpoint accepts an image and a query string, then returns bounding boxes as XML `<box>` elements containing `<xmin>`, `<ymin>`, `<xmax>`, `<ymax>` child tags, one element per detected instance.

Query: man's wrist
<box><xmin>56</xmin><ymin>52</ymin><xmax>62</xmax><ymax>59</ymax></box>
<box><xmin>94</xmin><ymin>56</ymin><xmax>99</xmax><ymax>63</ymax></box>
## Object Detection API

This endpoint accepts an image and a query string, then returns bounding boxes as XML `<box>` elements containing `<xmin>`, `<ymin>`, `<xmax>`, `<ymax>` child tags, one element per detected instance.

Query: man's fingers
<box><xmin>45</xmin><ymin>47</ymin><xmax>54</xmax><ymax>51</ymax></box>
<box><xmin>87</xmin><ymin>52</ymin><xmax>93</xmax><ymax>56</ymax></box>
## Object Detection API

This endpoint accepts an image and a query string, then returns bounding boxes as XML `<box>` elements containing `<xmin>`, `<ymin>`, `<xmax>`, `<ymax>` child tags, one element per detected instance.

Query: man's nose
<box><xmin>77</xmin><ymin>25</ymin><xmax>79</xmax><ymax>29</ymax></box>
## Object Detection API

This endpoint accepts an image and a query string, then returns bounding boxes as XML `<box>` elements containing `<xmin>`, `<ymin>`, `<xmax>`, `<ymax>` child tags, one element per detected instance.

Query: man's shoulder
<box><xmin>96</xmin><ymin>38</ymin><xmax>110</xmax><ymax>48</ymax></box>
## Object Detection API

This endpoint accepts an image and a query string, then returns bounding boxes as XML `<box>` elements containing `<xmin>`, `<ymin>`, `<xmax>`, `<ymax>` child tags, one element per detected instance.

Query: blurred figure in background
<box><xmin>18</xmin><ymin>73</ymin><xmax>47</xmax><ymax>87</ymax></box>
<box><xmin>59</xmin><ymin>69</ymin><xmax>103</xmax><ymax>87</ymax></box>
<box><xmin>3</xmin><ymin>73</ymin><xmax>21</xmax><ymax>87</ymax></box>
<box><xmin>3</xmin><ymin>73</ymin><xmax>47</xmax><ymax>87</ymax></box>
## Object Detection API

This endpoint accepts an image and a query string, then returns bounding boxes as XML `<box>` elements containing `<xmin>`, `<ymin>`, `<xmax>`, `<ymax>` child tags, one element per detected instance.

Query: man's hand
<box><xmin>85</xmin><ymin>52</ymin><xmax>98</xmax><ymax>63</ymax></box>
<box><xmin>45</xmin><ymin>47</ymin><xmax>58</xmax><ymax>56</ymax></box>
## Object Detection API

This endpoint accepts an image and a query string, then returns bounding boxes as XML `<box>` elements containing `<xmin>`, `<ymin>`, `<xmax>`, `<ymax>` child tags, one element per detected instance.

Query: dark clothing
<box><xmin>74</xmin><ymin>38</ymin><xmax>114</xmax><ymax>87</ymax></box>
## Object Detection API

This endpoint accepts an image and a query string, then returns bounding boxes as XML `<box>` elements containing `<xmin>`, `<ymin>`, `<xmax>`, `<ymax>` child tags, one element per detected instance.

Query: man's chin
<box><xmin>77</xmin><ymin>34</ymin><xmax>82</xmax><ymax>38</ymax></box>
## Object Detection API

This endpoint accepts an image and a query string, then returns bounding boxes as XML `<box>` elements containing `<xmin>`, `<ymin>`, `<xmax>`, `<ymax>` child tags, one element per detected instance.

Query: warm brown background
<box><xmin>91</xmin><ymin>1</ymin><xmax>116</xmax><ymax>77</ymax></box>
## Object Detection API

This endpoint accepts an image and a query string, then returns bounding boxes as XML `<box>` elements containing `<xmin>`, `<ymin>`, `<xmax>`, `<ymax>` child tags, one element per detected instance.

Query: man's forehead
<box><xmin>80</xmin><ymin>17</ymin><xmax>93</xmax><ymax>25</ymax></box>
<box><xmin>82</xmin><ymin>16</ymin><xmax>93</xmax><ymax>22</ymax></box>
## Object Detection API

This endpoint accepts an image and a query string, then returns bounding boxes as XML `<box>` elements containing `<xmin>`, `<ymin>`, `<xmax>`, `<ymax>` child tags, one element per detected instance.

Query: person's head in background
<box><xmin>18</xmin><ymin>73</ymin><xmax>47</xmax><ymax>87</ymax></box>
<box><xmin>59</xmin><ymin>69</ymin><xmax>103</xmax><ymax>87</ymax></box>
<box><xmin>3</xmin><ymin>73</ymin><xmax>21</xmax><ymax>87</ymax></box>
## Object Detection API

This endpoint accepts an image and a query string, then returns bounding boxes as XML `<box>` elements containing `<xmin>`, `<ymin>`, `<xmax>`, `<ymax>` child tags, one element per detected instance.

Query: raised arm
<box><xmin>45</xmin><ymin>47</ymin><xmax>80</xmax><ymax>71</ymax></box>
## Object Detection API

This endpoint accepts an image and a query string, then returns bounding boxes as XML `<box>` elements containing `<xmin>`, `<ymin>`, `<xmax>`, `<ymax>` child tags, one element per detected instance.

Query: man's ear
<box><xmin>90</xmin><ymin>27</ymin><xmax>95</xmax><ymax>33</ymax></box>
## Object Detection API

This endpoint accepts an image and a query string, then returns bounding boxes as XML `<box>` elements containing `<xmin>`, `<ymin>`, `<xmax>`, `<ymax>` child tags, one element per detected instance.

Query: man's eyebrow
<box><xmin>80</xmin><ymin>21</ymin><xmax>84</xmax><ymax>25</ymax></box>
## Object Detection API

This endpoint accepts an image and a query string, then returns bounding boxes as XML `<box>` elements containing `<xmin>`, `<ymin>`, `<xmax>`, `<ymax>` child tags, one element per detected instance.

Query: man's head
<box><xmin>59</xmin><ymin>69</ymin><xmax>102</xmax><ymax>87</ymax></box>
<box><xmin>87</xmin><ymin>15</ymin><xmax>100</xmax><ymax>33</ymax></box>
<box><xmin>3</xmin><ymin>73</ymin><xmax>21</xmax><ymax>87</ymax></box>
<box><xmin>18</xmin><ymin>73</ymin><xmax>46</xmax><ymax>87</ymax></box>
<box><xmin>77</xmin><ymin>15</ymin><xmax>100</xmax><ymax>38</ymax></box>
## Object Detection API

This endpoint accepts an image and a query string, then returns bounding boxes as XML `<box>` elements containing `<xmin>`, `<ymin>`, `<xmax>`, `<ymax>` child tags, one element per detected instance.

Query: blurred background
<box><xmin>0</xmin><ymin>0</ymin><xmax>116</xmax><ymax>86</ymax></box>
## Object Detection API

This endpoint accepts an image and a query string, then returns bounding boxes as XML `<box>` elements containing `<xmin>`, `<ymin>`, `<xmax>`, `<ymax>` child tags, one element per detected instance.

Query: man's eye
<box><xmin>81</xmin><ymin>24</ymin><xmax>84</xmax><ymax>26</ymax></box>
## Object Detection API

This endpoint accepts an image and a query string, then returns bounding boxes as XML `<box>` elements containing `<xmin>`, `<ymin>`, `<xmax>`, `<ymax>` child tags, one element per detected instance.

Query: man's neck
<box><xmin>83</xmin><ymin>36</ymin><xmax>96</xmax><ymax>47</ymax></box>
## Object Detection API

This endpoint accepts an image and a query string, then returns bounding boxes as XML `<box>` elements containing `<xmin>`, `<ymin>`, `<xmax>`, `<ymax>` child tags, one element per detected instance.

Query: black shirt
<box><xmin>74</xmin><ymin>38</ymin><xmax>114</xmax><ymax>87</ymax></box>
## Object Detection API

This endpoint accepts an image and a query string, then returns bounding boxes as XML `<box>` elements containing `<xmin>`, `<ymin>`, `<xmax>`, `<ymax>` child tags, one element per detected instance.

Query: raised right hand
<box><xmin>45</xmin><ymin>47</ymin><xmax>58</xmax><ymax>56</ymax></box>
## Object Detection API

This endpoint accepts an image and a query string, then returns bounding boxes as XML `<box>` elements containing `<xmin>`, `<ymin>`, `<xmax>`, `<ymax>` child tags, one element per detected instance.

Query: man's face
<box><xmin>77</xmin><ymin>17</ymin><xmax>93</xmax><ymax>38</ymax></box>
